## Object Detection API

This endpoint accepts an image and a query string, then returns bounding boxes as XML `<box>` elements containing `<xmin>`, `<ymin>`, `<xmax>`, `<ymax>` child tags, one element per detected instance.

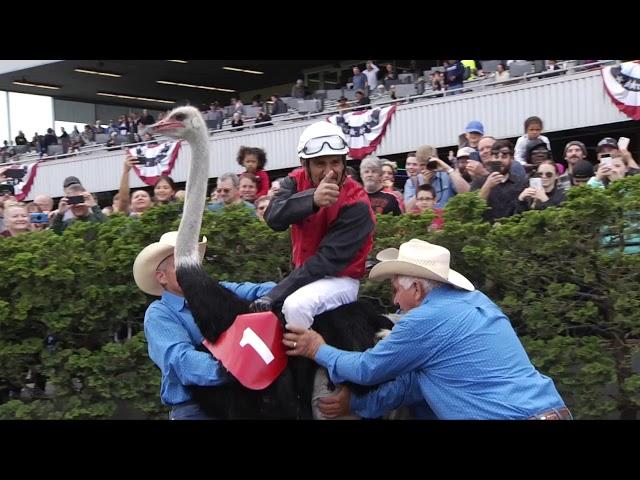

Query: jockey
<box><xmin>250</xmin><ymin>121</ymin><xmax>376</xmax><ymax>329</ymax></box>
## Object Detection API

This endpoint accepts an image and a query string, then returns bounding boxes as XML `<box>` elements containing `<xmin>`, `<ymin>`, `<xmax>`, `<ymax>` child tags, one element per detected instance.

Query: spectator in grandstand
<box><xmin>470</xmin><ymin>139</ymin><xmax>527</xmax><ymax>223</ymax></box>
<box><xmin>51</xmin><ymin>184</ymin><xmax>108</xmax><ymax>234</ymax></box>
<box><xmin>116</xmin><ymin>156</ymin><xmax>155</xmax><ymax>217</ymax></box>
<box><xmin>93</xmin><ymin>120</ymin><xmax>105</xmax><ymax>134</ymax></box>
<box><xmin>237</xmin><ymin>146</ymin><xmax>270</xmax><ymax>197</ymax></box>
<box><xmin>596</xmin><ymin>137</ymin><xmax>640</xmax><ymax>170</ymax></box>
<box><xmin>239</xmin><ymin>172</ymin><xmax>259</xmax><ymax>203</ymax></box>
<box><xmin>15</xmin><ymin>131</ymin><xmax>27</xmax><ymax>146</ymax></box>
<box><xmin>568</xmin><ymin>159</ymin><xmax>595</xmax><ymax>187</ymax></box>
<box><xmin>351</xmin><ymin>65</ymin><xmax>367</xmax><ymax>91</ymax></box>
<box><xmin>460</xmin><ymin>120</ymin><xmax>484</xmax><ymax>150</ymax></box>
<box><xmin>516</xmin><ymin>160</ymin><xmax>566</xmax><ymax>213</ymax></box>
<box><xmin>0</xmin><ymin>181</ymin><xmax>17</xmax><ymax>231</ymax></box>
<box><xmin>33</xmin><ymin>194</ymin><xmax>53</xmax><ymax>214</ymax></box>
<box><xmin>153</xmin><ymin>176</ymin><xmax>177</xmax><ymax>204</ymax></box>
<box><xmin>354</xmin><ymin>90</ymin><xmax>371</xmax><ymax>111</ymax></box>
<box><xmin>204</xmin><ymin>102</ymin><xmax>224</xmax><ymax>130</ymax></box>
<box><xmin>494</xmin><ymin>62</ymin><xmax>510</xmax><ymax>82</ymax></box>
<box><xmin>59</xmin><ymin>127</ymin><xmax>70</xmax><ymax>154</ymax></box>
<box><xmin>41</xmin><ymin>128</ymin><xmax>58</xmax><ymax>156</ymax></box>
<box><xmin>413</xmin><ymin>184</ymin><xmax>444</xmax><ymax>230</ymax></box>
<box><xmin>229</xmin><ymin>98</ymin><xmax>245</xmax><ymax>116</ymax></box>
<box><xmin>363</xmin><ymin>61</ymin><xmax>380</xmax><ymax>94</ymax></box>
<box><xmin>254</xmin><ymin>195</ymin><xmax>272</xmax><ymax>222</ymax></box>
<box><xmin>254</xmin><ymin>110</ymin><xmax>272</xmax><ymax>128</ymax></box>
<box><xmin>269</xmin><ymin>177</ymin><xmax>286</xmax><ymax>196</ymax></box>
<box><xmin>291</xmin><ymin>79</ymin><xmax>307</xmax><ymax>99</ymax></box>
<box><xmin>139</xmin><ymin>109</ymin><xmax>155</xmax><ymax>129</ymax></box>
<box><xmin>231</xmin><ymin>112</ymin><xmax>244</xmax><ymax>131</ymax></box>
<box><xmin>1</xmin><ymin>202</ymin><xmax>31</xmax><ymax>237</ymax></box>
<box><xmin>106</xmin><ymin>132</ymin><xmax>119</xmax><ymax>150</ymax></box>
<box><xmin>407</xmin><ymin>144</ymin><xmax>469</xmax><ymax>210</ymax></box>
<box><xmin>461</xmin><ymin>60</ymin><xmax>480</xmax><ymax>80</ymax></box>
<box><xmin>588</xmin><ymin>153</ymin><xmax>635</xmax><ymax>189</ymax></box>
<box><xmin>337</xmin><ymin>96</ymin><xmax>350</xmax><ymax>113</ymax></box>
<box><xmin>360</xmin><ymin>157</ymin><xmax>401</xmax><ymax>216</ymax></box>
<box><xmin>431</xmin><ymin>71</ymin><xmax>445</xmax><ymax>96</ymax></box>
<box><xmin>384</xmin><ymin>63</ymin><xmax>397</xmax><ymax>82</ymax></box>
<box><xmin>444</xmin><ymin>60</ymin><xmax>465</xmax><ymax>94</ymax></box>
<box><xmin>69</xmin><ymin>126</ymin><xmax>83</xmax><ymax>152</ymax></box>
<box><xmin>270</xmin><ymin>95</ymin><xmax>287</xmax><ymax>116</ymax></box>
<box><xmin>26</xmin><ymin>202</ymin><xmax>48</xmax><ymax>232</ymax></box>
<box><xmin>514</xmin><ymin>116</ymin><xmax>551</xmax><ymax>167</ymax></box>
<box><xmin>82</xmin><ymin>125</ymin><xmax>95</xmax><ymax>145</ymax></box>
<box><xmin>454</xmin><ymin>147</ymin><xmax>475</xmax><ymax>184</ymax></box>
<box><xmin>380</xmin><ymin>159</ymin><xmax>405</xmax><ymax>213</ymax></box>
<box><xmin>207</xmin><ymin>172</ymin><xmax>256</xmax><ymax>214</ymax></box>
<box><xmin>31</xmin><ymin>132</ymin><xmax>42</xmax><ymax>151</ymax></box>
<box><xmin>524</xmin><ymin>138</ymin><xmax>554</xmax><ymax>173</ymax></box>
<box><xmin>545</xmin><ymin>60</ymin><xmax>564</xmax><ymax>78</ymax></box>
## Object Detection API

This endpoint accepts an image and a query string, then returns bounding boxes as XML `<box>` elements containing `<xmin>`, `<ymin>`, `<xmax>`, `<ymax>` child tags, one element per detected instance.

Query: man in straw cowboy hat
<box><xmin>134</xmin><ymin>231</ymin><xmax>275</xmax><ymax>420</ymax></box>
<box><xmin>284</xmin><ymin>239</ymin><xmax>570</xmax><ymax>420</ymax></box>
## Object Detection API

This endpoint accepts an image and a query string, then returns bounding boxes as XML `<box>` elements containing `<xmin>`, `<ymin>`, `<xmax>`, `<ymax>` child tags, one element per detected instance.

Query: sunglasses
<box><xmin>492</xmin><ymin>150</ymin><xmax>512</xmax><ymax>158</ymax></box>
<box><xmin>299</xmin><ymin>135</ymin><xmax>347</xmax><ymax>156</ymax></box>
<box><xmin>539</xmin><ymin>171</ymin><xmax>555</xmax><ymax>178</ymax></box>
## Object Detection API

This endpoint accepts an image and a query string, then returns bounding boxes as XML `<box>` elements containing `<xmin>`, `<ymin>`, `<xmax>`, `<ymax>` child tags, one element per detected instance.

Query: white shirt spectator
<box><xmin>514</xmin><ymin>134</ymin><xmax>551</xmax><ymax>166</ymax></box>
<box><xmin>363</xmin><ymin>62</ymin><xmax>380</xmax><ymax>90</ymax></box>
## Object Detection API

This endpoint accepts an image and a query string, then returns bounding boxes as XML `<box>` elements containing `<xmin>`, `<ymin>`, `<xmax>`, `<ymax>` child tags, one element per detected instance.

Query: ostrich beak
<box><xmin>147</xmin><ymin>117</ymin><xmax>183</xmax><ymax>135</ymax></box>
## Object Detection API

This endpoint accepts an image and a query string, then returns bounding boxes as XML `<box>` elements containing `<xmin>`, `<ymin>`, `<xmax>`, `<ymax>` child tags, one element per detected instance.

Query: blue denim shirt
<box><xmin>404</xmin><ymin>172</ymin><xmax>457</xmax><ymax>209</ymax></box>
<box><xmin>144</xmin><ymin>281</ymin><xmax>275</xmax><ymax>406</ymax></box>
<box><xmin>315</xmin><ymin>284</ymin><xmax>566</xmax><ymax>419</ymax></box>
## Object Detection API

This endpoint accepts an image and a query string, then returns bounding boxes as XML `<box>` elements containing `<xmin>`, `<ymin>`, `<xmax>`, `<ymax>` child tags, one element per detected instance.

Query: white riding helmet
<box><xmin>297</xmin><ymin>121</ymin><xmax>349</xmax><ymax>159</ymax></box>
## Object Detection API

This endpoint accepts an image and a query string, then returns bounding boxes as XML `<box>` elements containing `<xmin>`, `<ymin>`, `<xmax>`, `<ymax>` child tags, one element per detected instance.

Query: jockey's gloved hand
<box><xmin>250</xmin><ymin>296</ymin><xmax>274</xmax><ymax>313</ymax></box>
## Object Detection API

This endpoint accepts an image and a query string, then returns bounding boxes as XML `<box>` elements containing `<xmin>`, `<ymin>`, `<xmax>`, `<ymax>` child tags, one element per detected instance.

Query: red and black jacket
<box><xmin>264</xmin><ymin>167</ymin><xmax>375</xmax><ymax>305</ymax></box>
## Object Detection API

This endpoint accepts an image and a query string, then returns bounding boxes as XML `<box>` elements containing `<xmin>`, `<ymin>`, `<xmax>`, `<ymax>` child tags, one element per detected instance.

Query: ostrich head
<box><xmin>147</xmin><ymin>106</ymin><xmax>207</xmax><ymax>142</ymax></box>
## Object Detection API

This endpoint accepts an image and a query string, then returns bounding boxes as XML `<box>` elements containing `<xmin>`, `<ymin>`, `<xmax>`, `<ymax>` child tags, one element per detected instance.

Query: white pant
<box><xmin>282</xmin><ymin>277</ymin><xmax>360</xmax><ymax>329</ymax></box>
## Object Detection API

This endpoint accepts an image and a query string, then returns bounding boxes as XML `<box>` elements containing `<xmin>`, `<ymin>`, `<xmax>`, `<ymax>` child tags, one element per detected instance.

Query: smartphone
<box><xmin>30</xmin><ymin>212</ymin><xmax>49</xmax><ymax>224</ymax></box>
<box><xmin>618</xmin><ymin>137</ymin><xmax>630</xmax><ymax>151</ymax></box>
<box><xmin>489</xmin><ymin>161</ymin><xmax>502</xmax><ymax>173</ymax></box>
<box><xmin>67</xmin><ymin>195</ymin><xmax>85</xmax><ymax>205</ymax></box>
<box><xmin>529</xmin><ymin>177</ymin><xmax>543</xmax><ymax>189</ymax></box>
<box><xmin>4</xmin><ymin>168</ymin><xmax>26</xmax><ymax>180</ymax></box>
<box><xmin>600</xmin><ymin>154</ymin><xmax>613</xmax><ymax>167</ymax></box>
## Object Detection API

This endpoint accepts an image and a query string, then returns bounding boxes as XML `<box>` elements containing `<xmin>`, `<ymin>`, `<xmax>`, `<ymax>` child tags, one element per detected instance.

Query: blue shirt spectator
<box><xmin>315</xmin><ymin>284</ymin><xmax>566</xmax><ymax>419</ymax></box>
<box><xmin>144</xmin><ymin>281</ymin><xmax>275</xmax><ymax>409</ymax></box>
<box><xmin>404</xmin><ymin>172</ymin><xmax>457</xmax><ymax>209</ymax></box>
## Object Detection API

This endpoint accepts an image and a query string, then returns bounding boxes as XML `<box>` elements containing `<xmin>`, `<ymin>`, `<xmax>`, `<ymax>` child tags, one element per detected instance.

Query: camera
<box><xmin>426</xmin><ymin>160</ymin><xmax>440</xmax><ymax>171</ymax></box>
<box><xmin>67</xmin><ymin>195</ymin><xmax>85</xmax><ymax>205</ymax></box>
<box><xmin>30</xmin><ymin>212</ymin><xmax>49</xmax><ymax>224</ymax></box>
<box><xmin>489</xmin><ymin>161</ymin><xmax>502</xmax><ymax>173</ymax></box>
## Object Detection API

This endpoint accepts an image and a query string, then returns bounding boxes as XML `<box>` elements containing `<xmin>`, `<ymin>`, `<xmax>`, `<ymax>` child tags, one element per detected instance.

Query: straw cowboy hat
<box><xmin>369</xmin><ymin>238</ymin><xmax>475</xmax><ymax>291</ymax></box>
<box><xmin>133</xmin><ymin>231</ymin><xmax>207</xmax><ymax>296</ymax></box>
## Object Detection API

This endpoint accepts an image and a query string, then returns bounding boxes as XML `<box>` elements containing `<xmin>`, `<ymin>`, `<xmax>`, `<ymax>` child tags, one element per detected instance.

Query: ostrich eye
<box><xmin>174</xmin><ymin>113</ymin><xmax>186</xmax><ymax>121</ymax></box>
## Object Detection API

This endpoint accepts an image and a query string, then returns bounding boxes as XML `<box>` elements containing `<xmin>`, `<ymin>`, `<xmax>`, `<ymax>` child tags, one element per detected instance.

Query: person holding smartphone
<box><xmin>470</xmin><ymin>139</ymin><xmax>528</xmax><ymax>223</ymax></box>
<box><xmin>587</xmin><ymin>154</ymin><xmax>631</xmax><ymax>189</ymax></box>
<box><xmin>516</xmin><ymin>160</ymin><xmax>566</xmax><ymax>213</ymax></box>
<box><xmin>51</xmin><ymin>184</ymin><xmax>108</xmax><ymax>234</ymax></box>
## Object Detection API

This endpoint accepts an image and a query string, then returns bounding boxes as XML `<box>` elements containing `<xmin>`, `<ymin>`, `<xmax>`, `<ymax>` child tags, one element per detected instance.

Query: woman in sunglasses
<box><xmin>248</xmin><ymin>121</ymin><xmax>376</xmax><ymax>331</ymax></box>
<box><xmin>516</xmin><ymin>160</ymin><xmax>566</xmax><ymax>213</ymax></box>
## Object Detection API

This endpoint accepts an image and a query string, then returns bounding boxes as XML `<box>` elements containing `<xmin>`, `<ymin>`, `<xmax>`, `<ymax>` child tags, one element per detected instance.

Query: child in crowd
<box><xmin>236</xmin><ymin>146</ymin><xmax>270</xmax><ymax>197</ymax></box>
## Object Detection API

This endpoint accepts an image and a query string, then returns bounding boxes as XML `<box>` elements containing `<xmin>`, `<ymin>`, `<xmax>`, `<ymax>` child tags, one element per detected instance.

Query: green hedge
<box><xmin>1</xmin><ymin>178</ymin><xmax>639</xmax><ymax>419</ymax></box>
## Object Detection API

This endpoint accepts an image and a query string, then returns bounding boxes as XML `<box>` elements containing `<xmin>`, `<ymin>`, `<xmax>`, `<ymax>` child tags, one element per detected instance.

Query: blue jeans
<box><xmin>169</xmin><ymin>402</ymin><xmax>214</xmax><ymax>420</ymax></box>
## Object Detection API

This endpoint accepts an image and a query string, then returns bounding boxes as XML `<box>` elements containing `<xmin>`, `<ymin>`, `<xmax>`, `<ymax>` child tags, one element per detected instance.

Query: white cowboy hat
<box><xmin>133</xmin><ymin>231</ymin><xmax>207</xmax><ymax>296</ymax></box>
<box><xmin>369</xmin><ymin>238</ymin><xmax>475</xmax><ymax>291</ymax></box>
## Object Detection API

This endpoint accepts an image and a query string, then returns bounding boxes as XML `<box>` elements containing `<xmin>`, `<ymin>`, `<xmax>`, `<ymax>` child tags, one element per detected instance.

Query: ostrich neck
<box><xmin>175</xmin><ymin>125</ymin><xmax>210</xmax><ymax>267</ymax></box>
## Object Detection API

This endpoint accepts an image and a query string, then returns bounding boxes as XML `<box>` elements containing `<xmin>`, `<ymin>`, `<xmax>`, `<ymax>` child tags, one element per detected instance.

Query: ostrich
<box><xmin>148</xmin><ymin>107</ymin><xmax>392</xmax><ymax>419</ymax></box>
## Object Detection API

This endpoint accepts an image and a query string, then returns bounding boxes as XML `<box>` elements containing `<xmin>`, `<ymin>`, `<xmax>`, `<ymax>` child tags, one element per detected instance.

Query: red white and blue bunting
<box><xmin>2</xmin><ymin>162</ymin><xmax>39</xmax><ymax>201</ymax></box>
<box><xmin>602</xmin><ymin>60</ymin><xmax>640</xmax><ymax>121</ymax></box>
<box><xmin>327</xmin><ymin>104</ymin><xmax>397</xmax><ymax>159</ymax></box>
<box><xmin>129</xmin><ymin>141</ymin><xmax>181</xmax><ymax>186</ymax></box>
